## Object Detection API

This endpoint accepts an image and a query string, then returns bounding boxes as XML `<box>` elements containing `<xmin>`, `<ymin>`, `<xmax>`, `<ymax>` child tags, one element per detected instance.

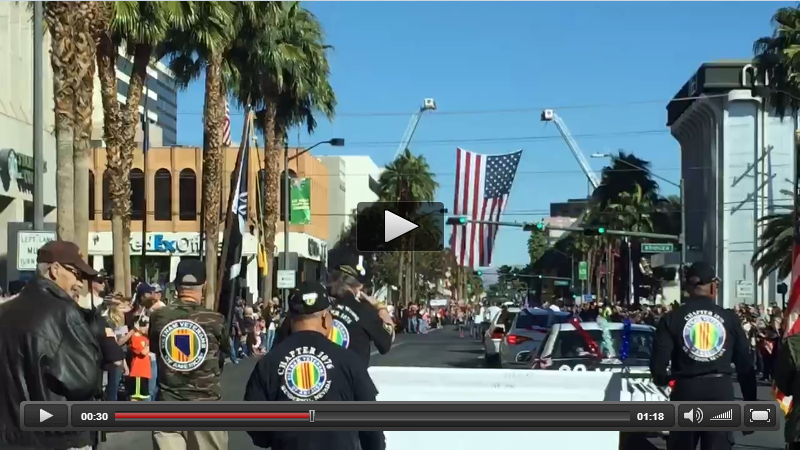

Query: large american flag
<box><xmin>222</xmin><ymin>98</ymin><xmax>232</xmax><ymax>147</ymax></box>
<box><xmin>451</xmin><ymin>148</ymin><xmax>523</xmax><ymax>267</ymax></box>
<box><xmin>774</xmin><ymin>131</ymin><xmax>800</xmax><ymax>416</ymax></box>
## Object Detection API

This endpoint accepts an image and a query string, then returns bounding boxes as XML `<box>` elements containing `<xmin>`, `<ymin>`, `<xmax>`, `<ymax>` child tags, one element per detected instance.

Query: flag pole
<box><xmin>214</xmin><ymin>106</ymin><xmax>253</xmax><ymax>312</ymax></box>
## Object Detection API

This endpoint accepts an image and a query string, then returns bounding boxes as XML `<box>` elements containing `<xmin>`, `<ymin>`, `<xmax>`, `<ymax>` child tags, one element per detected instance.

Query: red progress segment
<box><xmin>115</xmin><ymin>412</ymin><xmax>310</xmax><ymax>420</ymax></box>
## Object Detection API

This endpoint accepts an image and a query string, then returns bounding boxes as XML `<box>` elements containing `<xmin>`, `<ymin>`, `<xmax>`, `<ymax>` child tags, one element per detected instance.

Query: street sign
<box><xmin>277</xmin><ymin>270</ymin><xmax>296</xmax><ymax>289</ymax></box>
<box><xmin>578</xmin><ymin>261</ymin><xmax>588</xmax><ymax>281</ymax></box>
<box><xmin>641</xmin><ymin>243</ymin><xmax>674</xmax><ymax>253</ymax></box>
<box><xmin>736</xmin><ymin>280</ymin><xmax>754</xmax><ymax>299</ymax></box>
<box><xmin>17</xmin><ymin>230</ymin><xmax>56</xmax><ymax>271</ymax></box>
<box><xmin>554</xmin><ymin>280</ymin><xmax>570</xmax><ymax>287</ymax></box>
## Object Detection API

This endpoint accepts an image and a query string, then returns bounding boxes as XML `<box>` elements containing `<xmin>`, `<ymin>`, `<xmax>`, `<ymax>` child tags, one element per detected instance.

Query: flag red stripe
<box><xmin>468</xmin><ymin>154</ymin><xmax>482</xmax><ymax>267</ymax></box>
<box><xmin>479</xmin><ymin>198</ymin><xmax>488</xmax><ymax>267</ymax></box>
<box><xmin>453</xmin><ymin>148</ymin><xmax>463</xmax><ymax>266</ymax></box>
<box><xmin>460</xmin><ymin>152</ymin><xmax>472</xmax><ymax>267</ymax></box>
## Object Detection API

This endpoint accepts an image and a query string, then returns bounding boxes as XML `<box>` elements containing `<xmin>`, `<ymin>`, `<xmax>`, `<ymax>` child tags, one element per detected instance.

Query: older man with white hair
<box><xmin>0</xmin><ymin>240</ymin><xmax>102</xmax><ymax>450</ymax></box>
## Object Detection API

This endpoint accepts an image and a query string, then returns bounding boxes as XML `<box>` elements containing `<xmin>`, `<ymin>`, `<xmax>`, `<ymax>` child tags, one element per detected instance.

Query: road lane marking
<box><xmin>371</xmin><ymin>342</ymin><xmax>404</xmax><ymax>356</ymax></box>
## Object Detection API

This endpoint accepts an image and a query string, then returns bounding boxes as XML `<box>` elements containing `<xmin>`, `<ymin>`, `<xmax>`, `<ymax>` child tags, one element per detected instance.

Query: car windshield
<box><xmin>550</xmin><ymin>329</ymin><xmax>653</xmax><ymax>360</ymax></box>
<box><xmin>515</xmin><ymin>312</ymin><xmax>571</xmax><ymax>329</ymax></box>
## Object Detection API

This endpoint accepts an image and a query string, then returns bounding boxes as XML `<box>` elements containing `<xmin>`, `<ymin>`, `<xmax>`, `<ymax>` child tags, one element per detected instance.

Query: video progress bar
<box><xmin>116</xmin><ymin>412</ymin><xmax>311</xmax><ymax>420</ymax></box>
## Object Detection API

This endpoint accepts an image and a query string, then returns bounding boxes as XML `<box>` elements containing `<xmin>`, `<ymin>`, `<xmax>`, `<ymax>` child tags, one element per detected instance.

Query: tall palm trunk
<box><xmin>96</xmin><ymin>8</ymin><xmax>126</xmax><ymax>294</ymax></box>
<box><xmin>261</xmin><ymin>102</ymin><xmax>279</xmax><ymax>305</ymax></box>
<box><xmin>119</xmin><ymin>44</ymin><xmax>152</xmax><ymax>296</ymax></box>
<box><xmin>608</xmin><ymin>243</ymin><xmax>616</xmax><ymax>304</ymax></box>
<box><xmin>586</xmin><ymin>249</ymin><xmax>594</xmax><ymax>297</ymax></box>
<box><xmin>46</xmin><ymin>2</ymin><xmax>76</xmax><ymax>241</ymax></box>
<box><xmin>201</xmin><ymin>53</ymin><xmax>225</xmax><ymax>309</ymax></box>
<box><xmin>71</xmin><ymin>1</ymin><xmax>98</xmax><ymax>268</ymax></box>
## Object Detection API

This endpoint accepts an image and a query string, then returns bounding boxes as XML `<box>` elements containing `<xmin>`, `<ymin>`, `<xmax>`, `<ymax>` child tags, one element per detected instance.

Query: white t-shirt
<box><xmin>487</xmin><ymin>306</ymin><xmax>501</xmax><ymax>323</ymax></box>
<box><xmin>479</xmin><ymin>307</ymin><xmax>488</xmax><ymax>322</ymax></box>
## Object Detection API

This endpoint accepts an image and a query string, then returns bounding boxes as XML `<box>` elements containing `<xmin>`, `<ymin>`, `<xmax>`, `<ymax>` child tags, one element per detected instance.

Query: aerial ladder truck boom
<box><xmin>393</xmin><ymin>98</ymin><xmax>437</xmax><ymax>160</ymax></box>
<box><xmin>540</xmin><ymin>109</ymin><xmax>600</xmax><ymax>190</ymax></box>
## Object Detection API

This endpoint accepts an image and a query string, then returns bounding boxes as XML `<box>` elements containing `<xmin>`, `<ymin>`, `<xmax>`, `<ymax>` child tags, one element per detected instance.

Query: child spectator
<box><xmin>127</xmin><ymin>316</ymin><xmax>151</xmax><ymax>401</ymax></box>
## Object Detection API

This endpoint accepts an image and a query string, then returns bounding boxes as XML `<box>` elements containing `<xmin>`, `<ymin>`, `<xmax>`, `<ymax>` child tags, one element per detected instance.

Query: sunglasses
<box><xmin>59</xmin><ymin>264</ymin><xmax>82</xmax><ymax>279</ymax></box>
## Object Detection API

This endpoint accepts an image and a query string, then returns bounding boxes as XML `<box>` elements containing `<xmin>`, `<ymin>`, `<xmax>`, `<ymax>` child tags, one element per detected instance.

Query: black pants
<box><xmin>668</xmin><ymin>377</ymin><xmax>736</xmax><ymax>450</ymax></box>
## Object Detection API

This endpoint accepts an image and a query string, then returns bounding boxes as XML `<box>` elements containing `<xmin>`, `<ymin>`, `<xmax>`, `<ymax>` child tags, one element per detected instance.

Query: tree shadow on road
<box><xmin>448</xmin><ymin>349</ymin><xmax>484</xmax><ymax>355</ymax></box>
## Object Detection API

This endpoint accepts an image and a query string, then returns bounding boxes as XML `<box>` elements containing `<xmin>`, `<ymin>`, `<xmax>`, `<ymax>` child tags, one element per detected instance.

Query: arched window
<box><xmin>154</xmin><ymin>169</ymin><xmax>172</xmax><ymax>221</ymax></box>
<box><xmin>179</xmin><ymin>168</ymin><xmax>197</xmax><ymax>221</ymax></box>
<box><xmin>88</xmin><ymin>170</ymin><xmax>95</xmax><ymax>220</ymax></box>
<box><xmin>130</xmin><ymin>168</ymin><xmax>145</xmax><ymax>220</ymax></box>
<box><xmin>280</xmin><ymin>169</ymin><xmax>297</xmax><ymax>222</ymax></box>
<box><xmin>102</xmin><ymin>171</ymin><xmax>112</xmax><ymax>220</ymax></box>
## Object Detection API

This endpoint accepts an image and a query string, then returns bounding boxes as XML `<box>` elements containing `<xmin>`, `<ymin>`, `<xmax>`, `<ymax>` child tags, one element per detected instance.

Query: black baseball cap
<box><xmin>685</xmin><ymin>262</ymin><xmax>718</xmax><ymax>286</ymax></box>
<box><xmin>289</xmin><ymin>281</ymin><xmax>331</xmax><ymax>316</ymax></box>
<box><xmin>37</xmin><ymin>240</ymin><xmax>98</xmax><ymax>278</ymax></box>
<box><xmin>173</xmin><ymin>259</ymin><xmax>207</xmax><ymax>286</ymax></box>
<box><xmin>337</xmin><ymin>264</ymin><xmax>366</xmax><ymax>284</ymax></box>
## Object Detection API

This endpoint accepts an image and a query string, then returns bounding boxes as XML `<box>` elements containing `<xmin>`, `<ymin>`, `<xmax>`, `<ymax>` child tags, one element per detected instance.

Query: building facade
<box><xmin>91</xmin><ymin>52</ymin><xmax>179</xmax><ymax>148</ymax></box>
<box><xmin>0</xmin><ymin>2</ymin><xmax>58</xmax><ymax>288</ymax></box>
<box><xmin>88</xmin><ymin>145</ymin><xmax>329</xmax><ymax>299</ymax></box>
<box><xmin>666</xmin><ymin>61</ymin><xmax>796</xmax><ymax>308</ymax></box>
<box><xmin>318</xmin><ymin>155</ymin><xmax>381</xmax><ymax>247</ymax></box>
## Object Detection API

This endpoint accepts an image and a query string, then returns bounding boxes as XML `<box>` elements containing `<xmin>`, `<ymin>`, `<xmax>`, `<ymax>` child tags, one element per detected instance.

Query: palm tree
<box><xmin>44</xmin><ymin>2</ymin><xmax>78</xmax><ymax>241</ymax></box>
<box><xmin>160</xmin><ymin>1</ymin><xmax>238</xmax><ymax>304</ymax></box>
<box><xmin>752</xmin><ymin>204</ymin><xmax>793</xmax><ymax>284</ymax></box>
<box><xmin>378</xmin><ymin>149</ymin><xmax>438</xmax><ymax>305</ymax></box>
<box><xmin>753</xmin><ymin>6</ymin><xmax>800</xmax><ymax>117</ymax></box>
<box><xmin>83</xmin><ymin>1</ymin><xmax>190</xmax><ymax>295</ymax></box>
<box><xmin>225</xmin><ymin>2</ymin><xmax>334</xmax><ymax>302</ymax></box>
<box><xmin>593</xmin><ymin>151</ymin><xmax>660</xmax><ymax>208</ymax></box>
<box><xmin>608</xmin><ymin>184</ymin><xmax>655</xmax><ymax>304</ymax></box>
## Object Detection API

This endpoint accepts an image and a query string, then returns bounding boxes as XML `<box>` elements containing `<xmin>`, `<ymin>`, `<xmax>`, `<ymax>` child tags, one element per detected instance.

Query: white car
<box><xmin>527</xmin><ymin>321</ymin><xmax>670</xmax><ymax>402</ymax></box>
<box><xmin>482</xmin><ymin>306</ymin><xmax>520</xmax><ymax>365</ymax></box>
<box><xmin>497</xmin><ymin>308</ymin><xmax>572</xmax><ymax>367</ymax></box>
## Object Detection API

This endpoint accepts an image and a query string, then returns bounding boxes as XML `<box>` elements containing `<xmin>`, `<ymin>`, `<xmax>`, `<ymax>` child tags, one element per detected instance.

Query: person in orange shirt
<box><xmin>127</xmin><ymin>316</ymin><xmax>151</xmax><ymax>401</ymax></box>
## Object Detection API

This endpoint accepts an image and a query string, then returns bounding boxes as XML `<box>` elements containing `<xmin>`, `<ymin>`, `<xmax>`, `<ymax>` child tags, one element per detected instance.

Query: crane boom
<box><xmin>540</xmin><ymin>109</ymin><xmax>600</xmax><ymax>189</ymax></box>
<box><xmin>393</xmin><ymin>98</ymin><xmax>437</xmax><ymax>160</ymax></box>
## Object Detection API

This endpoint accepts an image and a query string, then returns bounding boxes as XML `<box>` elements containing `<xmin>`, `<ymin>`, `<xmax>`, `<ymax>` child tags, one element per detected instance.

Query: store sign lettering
<box><xmin>0</xmin><ymin>148</ymin><xmax>48</xmax><ymax>194</ymax></box>
<box><xmin>307</xmin><ymin>239</ymin><xmax>327</xmax><ymax>262</ymax></box>
<box><xmin>130</xmin><ymin>234</ymin><xmax>204</xmax><ymax>255</ymax></box>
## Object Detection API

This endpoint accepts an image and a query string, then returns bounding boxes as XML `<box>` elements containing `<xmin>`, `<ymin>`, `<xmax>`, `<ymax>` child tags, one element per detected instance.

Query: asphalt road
<box><xmin>102</xmin><ymin>326</ymin><xmax>785</xmax><ymax>450</ymax></box>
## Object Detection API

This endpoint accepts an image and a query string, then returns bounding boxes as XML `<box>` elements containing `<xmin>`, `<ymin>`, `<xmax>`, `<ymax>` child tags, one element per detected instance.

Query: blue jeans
<box><xmin>229</xmin><ymin>337</ymin><xmax>239</xmax><ymax>363</ymax></box>
<box><xmin>419</xmin><ymin>320</ymin><xmax>427</xmax><ymax>333</ymax></box>
<box><xmin>266</xmin><ymin>329</ymin><xmax>275</xmax><ymax>351</ymax></box>
<box><xmin>408</xmin><ymin>318</ymin><xmax>418</xmax><ymax>333</ymax></box>
<box><xmin>148</xmin><ymin>357</ymin><xmax>158</xmax><ymax>401</ymax></box>
<box><xmin>105</xmin><ymin>367</ymin><xmax>123</xmax><ymax>401</ymax></box>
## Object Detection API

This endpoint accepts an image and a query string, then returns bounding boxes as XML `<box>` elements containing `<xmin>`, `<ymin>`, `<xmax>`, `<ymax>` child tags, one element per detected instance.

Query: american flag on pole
<box><xmin>222</xmin><ymin>98</ymin><xmax>232</xmax><ymax>147</ymax></box>
<box><xmin>774</xmin><ymin>131</ymin><xmax>800</xmax><ymax>416</ymax></box>
<box><xmin>451</xmin><ymin>148</ymin><xmax>523</xmax><ymax>268</ymax></box>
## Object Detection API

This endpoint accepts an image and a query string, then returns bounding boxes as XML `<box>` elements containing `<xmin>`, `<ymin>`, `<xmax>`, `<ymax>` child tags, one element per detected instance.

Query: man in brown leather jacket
<box><xmin>0</xmin><ymin>240</ymin><xmax>103</xmax><ymax>450</ymax></box>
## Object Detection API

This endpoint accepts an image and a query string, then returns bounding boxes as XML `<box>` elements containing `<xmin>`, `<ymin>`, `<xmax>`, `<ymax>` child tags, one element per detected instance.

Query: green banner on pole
<box><xmin>290</xmin><ymin>178</ymin><xmax>311</xmax><ymax>225</ymax></box>
<box><xmin>578</xmin><ymin>261</ymin><xmax>588</xmax><ymax>281</ymax></box>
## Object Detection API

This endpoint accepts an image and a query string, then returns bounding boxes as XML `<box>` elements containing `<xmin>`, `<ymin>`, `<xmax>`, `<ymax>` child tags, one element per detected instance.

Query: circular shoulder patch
<box><xmin>159</xmin><ymin>319</ymin><xmax>209</xmax><ymax>371</ymax></box>
<box><xmin>682</xmin><ymin>314</ymin><xmax>727</xmax><ymax>361</ymax></box>
<box><xmin>328</xmin><ymin>319</ymin><xmax>350</xmax><ymax>348</ymax></box>
<box><xmin>284</xmin><ymin>354</ymin><xmax>329</xmax><ymax>399</ymax></box>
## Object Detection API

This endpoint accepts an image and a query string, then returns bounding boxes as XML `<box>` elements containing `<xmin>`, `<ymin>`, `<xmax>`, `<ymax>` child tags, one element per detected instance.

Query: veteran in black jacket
<box><xmin>0</xmin><ymin>240</ymin><xmax>103</xmax><ymax>450</ymax></box>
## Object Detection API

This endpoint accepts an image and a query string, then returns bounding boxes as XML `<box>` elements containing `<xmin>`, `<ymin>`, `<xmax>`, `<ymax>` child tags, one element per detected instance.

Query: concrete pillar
<box><xmin>169</xmin><ymin>255</ymin><xmax>181</xmax><ymax>282</ymax></box>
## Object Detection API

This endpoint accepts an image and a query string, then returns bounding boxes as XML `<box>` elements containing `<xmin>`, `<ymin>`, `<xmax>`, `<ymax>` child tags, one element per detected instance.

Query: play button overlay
<box><xmin>355</xmin><ymin>201</ymin><xmax>445</xmax><ymax>252</ymax></box>
<box><xmin>22</xmin><ymin>402</ymin><xmax>68</xmax><ymax>428</ymax></box>
<box><xmin>384</xmin><ymin>210</ymin><xmax>419</xmax><ymax>243</ymax></box>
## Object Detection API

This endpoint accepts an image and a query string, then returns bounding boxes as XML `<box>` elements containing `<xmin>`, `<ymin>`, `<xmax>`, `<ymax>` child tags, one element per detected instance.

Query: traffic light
<box><xmin>446</xmin><ymin>216</ymin><xmax>468</xmax><ymax>225</ymax></box>
<box><xmin>583</xmin><ymin>226</ymin><xmax>606</xmax><ymax>236</ymax></box>
<box><xmin>523</xmin><ymin>221</ymin><xmax>546</xmax><ymax>232</ymax></box>
<box><xmin>475</xmin><ymin>270</ymin><xmax>483</xmax><ymax>276</ymax></box>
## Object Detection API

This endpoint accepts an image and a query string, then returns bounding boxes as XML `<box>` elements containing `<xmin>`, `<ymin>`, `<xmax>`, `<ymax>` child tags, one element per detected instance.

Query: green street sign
<box><xmin>578</xmin><ymin>261</ymin><xmax>588</xmax><ymax>281</ymax></box>
<box><xmin>554</xmin><ymin>279</ymin><xmax>570</xmax><ymax>287</ymax></box>
<box><xmin>641</xmin><ymin>243</ymin><xmax>674</xmax><ymax>253</ymax></box>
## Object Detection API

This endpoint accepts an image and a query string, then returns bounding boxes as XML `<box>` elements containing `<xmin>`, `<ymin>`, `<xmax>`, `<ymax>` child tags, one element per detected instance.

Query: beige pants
<box><xmin>152</xmin><ymin>430</ymin><xmax>228</xmax><ymax>450</ymax></box>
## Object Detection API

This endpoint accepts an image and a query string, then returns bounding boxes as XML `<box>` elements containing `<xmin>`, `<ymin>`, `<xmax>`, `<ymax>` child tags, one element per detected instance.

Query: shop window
<box><xmin>280</xmin><ymin>169</ymin><xmax>296</xmax><ymax>222</ymax></box>
<box><xmin>89</xmin><ymin>170</ymin><xmax>95</xmax><ymax>220</ymax></box>
<box><xmin>179</xmin><ymin>168</ymin><xmax>197</xmax><ymax>221</ymax></box>
<box><xmin>102</xmin><ymin>171</ymin><xmax>112</xmax><ymax>220</ymax></box>
<box><xmin>154</xmin><ymin>169</ymin><xmax>171</xmax><ymax>221</ymax></box>
<box><xmin>130</xmin><ymin>169</ymin><xmax>144</xmax><ymax>220</ymax></box>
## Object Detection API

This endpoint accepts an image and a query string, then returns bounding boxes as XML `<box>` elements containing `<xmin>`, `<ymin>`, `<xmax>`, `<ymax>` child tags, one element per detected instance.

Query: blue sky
<box><xmin>175</xmin><ymin>2</ymin><xmax>789</xmax><ymax>269</ymax></box>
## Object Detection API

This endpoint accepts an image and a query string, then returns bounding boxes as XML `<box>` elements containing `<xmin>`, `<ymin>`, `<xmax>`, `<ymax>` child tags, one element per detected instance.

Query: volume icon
<box><xmin>682</xmin><ymin>408</ymin><xmax>704</xmax><ymax>423</ymax></box>
<box><xmin>710</xmin><ymin>409</ymin><xmax>732</xmax><ymax>421</ymax></box>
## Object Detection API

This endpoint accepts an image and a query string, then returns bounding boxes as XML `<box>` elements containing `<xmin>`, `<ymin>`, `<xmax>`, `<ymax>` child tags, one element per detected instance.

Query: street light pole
<box><xmin>281</xmin><ymin>137</ymin><xmax>345</xmax><ymax>312</ymax></box>
<box><xmin>33</xmin><ymin>2</ymin><xmax>44</xmax><ymax>229</ymax></box>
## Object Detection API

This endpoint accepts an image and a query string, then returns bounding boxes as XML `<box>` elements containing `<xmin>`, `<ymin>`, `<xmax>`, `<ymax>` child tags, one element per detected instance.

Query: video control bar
<box><xmin>21</xmin><ymin>401</ymin><xmax>779</xmax><ymax>432</ymax></box>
